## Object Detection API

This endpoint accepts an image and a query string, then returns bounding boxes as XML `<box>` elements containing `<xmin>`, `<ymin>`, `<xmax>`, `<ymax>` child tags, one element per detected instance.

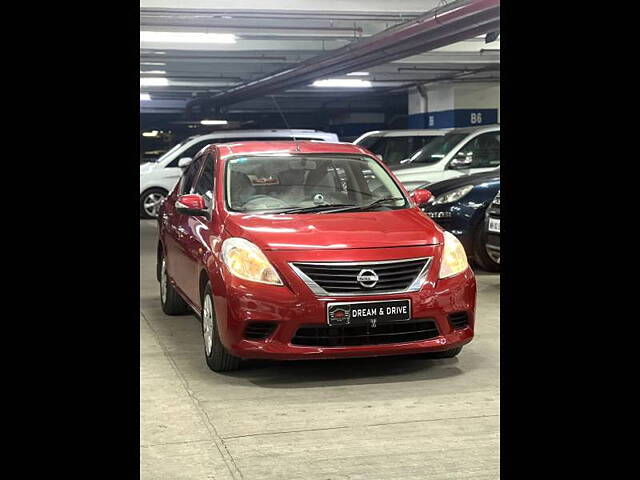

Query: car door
<box><xmin>164</xmin><ymin>154</ymin><xmax>205</xmax><ymax>300</ymax></box>
<box><xmin>177</xmin><ymin>152</ymin><xmax>216</xmax><ymax>305</ymax></box>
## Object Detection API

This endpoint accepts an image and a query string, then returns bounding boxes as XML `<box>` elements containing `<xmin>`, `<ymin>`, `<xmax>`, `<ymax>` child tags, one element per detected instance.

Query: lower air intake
<box><xmin>291</xmin><ymin>320</ymin><xmax>439</xmax><ymax>347</ymax></box>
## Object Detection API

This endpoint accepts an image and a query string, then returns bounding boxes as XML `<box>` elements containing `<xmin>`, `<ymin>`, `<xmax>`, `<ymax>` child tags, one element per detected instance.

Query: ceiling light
<box><xmin>142</xmin><ymin>130</ymin><xmax>159</xmax><ymax>137</ymax></box>
<box><xmin>140</xmin><ymin>31</ymin><xmax>237</xmax><ymax>44</ymax></box>
<box><xmin>141</xmin><ymin>62</ymin><xmax>166</xmax><ymax>66</ymax></box>
<box><xmin>346</xmin><ymin>72</ymin><xmax>369</xmax><ymax>76</ymax></box>
<box><xmin>140</xmin><ymin>70</ymin><xmax>166</xmax><ymax>75</ymax></box>
<box><xmin>140</xmin><ymin>93</ymin><xmax>151</xmax><ymax>101</ymax></box>
<box><xmin>201</xmin><ymin>120</ymin><xmax>228</xmax><ymax>125</ymax></box>
<box><xmin>312</xmin><ymin>79</ymin><xmax>372</xmax><ymax>88</ymax></box>
<box><xmin>140</xmin><ymin>77</ymin><xmax>169</xmax><ymax>87</ymax></box>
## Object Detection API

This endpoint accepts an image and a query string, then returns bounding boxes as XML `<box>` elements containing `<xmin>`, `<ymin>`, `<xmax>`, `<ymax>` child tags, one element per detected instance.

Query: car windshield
<box><xmin>408</xmin><ymin>132</ymin><xmax>467</xmax><ymax>164</ymax></box>
<box><xmin>357</xmin><ymin>135</ymin><xmax>440</xmax><ymax>165</ymax></box>
<box><xmin>226</xmin><ymin>154</ymin><xmax>407</xmax><ymax>213</ymax></box>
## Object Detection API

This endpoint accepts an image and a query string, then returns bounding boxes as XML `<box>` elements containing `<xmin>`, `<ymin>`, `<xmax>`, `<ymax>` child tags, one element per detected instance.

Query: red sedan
<box><xmin>157</xmin><ymin>141</ymin><xmax>476</xmax><ymax>372</ymax></box>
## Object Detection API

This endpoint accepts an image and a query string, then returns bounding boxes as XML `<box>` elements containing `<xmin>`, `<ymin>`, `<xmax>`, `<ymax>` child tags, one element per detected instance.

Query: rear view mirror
<box><xmin>410</xmin><ymin>189</ymin><xmax>433</xmax><ymax>206</ymax></box>
<box><xmin>176</xmin><ymin>194</ymin><xmax>208</xmax><ymax>217</ymax></box>
<box><xmin>178</xmin><ymin>157</ymin><xmax>193</xmax><ymax>169</ymax></box>
<box><xmin>449</xmin><ymin>152</ymin><xmax>473</xmax><ymax>169</ymax></box>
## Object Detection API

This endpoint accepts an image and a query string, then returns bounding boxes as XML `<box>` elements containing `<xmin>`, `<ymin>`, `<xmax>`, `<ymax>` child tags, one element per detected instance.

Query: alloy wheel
<box><xmin>160</xmin><ymin>258</ymin><xmax>167</xmax><ymax>304</ymax></box>
<box><xmin>203</xmin><ymin>294</ymin><xmax>214</xmax><ymax>356</ymax></box>
<box><xmin>143</xmin><ymin>192</ymin><xmax>165</xmax><ymax>218</ymax></box>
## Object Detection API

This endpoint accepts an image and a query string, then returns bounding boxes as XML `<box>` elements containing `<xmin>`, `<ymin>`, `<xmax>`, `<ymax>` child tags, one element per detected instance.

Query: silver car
<box><xmin>389</xmin><ymin>125</ymin><xmax>500</xmax><ymax>190</ymax></box>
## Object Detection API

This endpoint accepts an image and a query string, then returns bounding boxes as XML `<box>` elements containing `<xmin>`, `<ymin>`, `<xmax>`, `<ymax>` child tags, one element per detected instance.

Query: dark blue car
<box><xmin>418</xmin><ymin>168</ymin><xmax>500</xmax><ymax>271</ymax></box>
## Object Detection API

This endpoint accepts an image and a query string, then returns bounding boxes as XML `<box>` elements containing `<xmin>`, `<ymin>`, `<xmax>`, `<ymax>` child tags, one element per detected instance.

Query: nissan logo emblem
<box><xmin>356</xmin><ymin>269</ymin><xmax>379</xmax><ymax>288</ymax></box>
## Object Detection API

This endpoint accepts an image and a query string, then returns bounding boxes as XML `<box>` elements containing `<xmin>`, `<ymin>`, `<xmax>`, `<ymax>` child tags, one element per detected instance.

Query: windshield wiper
<box><xmin>276</xmin><ymin>203</ymin><xmax>356</xmax><ymax>214</ymax></box>
<box><xmin>318</xmin><ymin>197</ymin><xmax>404</xmax><ymax>214</ymax></box>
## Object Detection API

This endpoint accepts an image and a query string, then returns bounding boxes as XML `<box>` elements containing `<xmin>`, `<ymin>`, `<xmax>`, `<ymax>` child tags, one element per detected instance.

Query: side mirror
<box><xmin>176</xmin><ymin>194</ymin><xmax>208</xmax><ymax>217</ymax></box>
<box><xmin>178</xmin><ymin>157</ymin><xmax>193</xmax><ymax>169</ymax></box>
<box><xmin>410</xmin><ymin>189</ymin><xmax>433</xmax><ymax>206</ymax></box>
<box><xmin>449</xmin><ymin>152</ymin><xmax>473</xmax><ymax>169</ymax></box>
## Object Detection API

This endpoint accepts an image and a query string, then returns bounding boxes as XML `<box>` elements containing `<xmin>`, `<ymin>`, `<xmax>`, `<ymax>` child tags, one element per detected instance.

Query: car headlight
<box><xmin>432</xmin><ymin>185</ymin><xmax>474</xmax><ymax>205</ymax></box>
<box><xmin>221</xmin><ymin>238</ymin><xmax>283</xmax><ymax>285</ymax></box>
<box><xmin>439</xmin><ymin>231</ymin><xmax>469</xmax><ymax>278</ymax></box>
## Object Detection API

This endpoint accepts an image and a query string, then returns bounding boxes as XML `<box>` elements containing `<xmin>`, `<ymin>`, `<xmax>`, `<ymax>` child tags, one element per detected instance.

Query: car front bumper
<box><xmin>211</xmin><ymin>246</ymin><xmax>476</xmax><ymax>360</ymax></box>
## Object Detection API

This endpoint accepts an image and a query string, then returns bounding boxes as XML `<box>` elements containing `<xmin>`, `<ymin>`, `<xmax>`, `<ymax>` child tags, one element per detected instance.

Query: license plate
<box><xmin>488</xmin><ymin>218</ymin><xmax>500</xmax><ymax>233</ymax></box>
<box><xmin>327</xmin><ymin>300</ymin><xmax>411</xmax><ymax>327</ymax></box>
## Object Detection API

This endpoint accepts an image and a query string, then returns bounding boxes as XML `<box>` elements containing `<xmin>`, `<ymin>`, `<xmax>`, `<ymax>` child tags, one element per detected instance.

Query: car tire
<box><xmin>202</xmin><ymin>284</ymin><xmax>240</xmax><ymax>372</ymax></box>
<box><xmin>159</xmin><ymin>255</ymin><xmax>189</xmax><ymax>315</ymax></box>
<box><xmin>422</xmin><ymin>346</ymin><xmax>463</xmax><ymax>359</ymax></box>
<box><xmin>473</xmin><ymin>224</ymin><xmax>500</xmax><ymax>272</ymax></box>
<box><xmin>140</xmin><ymin>188</ymin><xmax>168</xmax><ymax>219</ymax></box>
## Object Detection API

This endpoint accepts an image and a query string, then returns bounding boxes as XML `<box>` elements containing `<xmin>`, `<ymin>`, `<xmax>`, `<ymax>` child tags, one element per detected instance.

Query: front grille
<box><xmin>487</xmin><ymin>191</ymin><xmax>500</xmax><ymax>217</ymax></box>
<box><xmin>448</xmin><ymin>312</ymin><xmax>469</xmax><ymax>330</ymax></box>
<box><xmin>244</xmin><ymin>322</ymin><xmax>277</xmax><ymax>340</ymax></box>
<box><xmin>291</xmin><ymin>257</ymin><xmax>430</xmax><ymax>295</ymax></box>
<box><xmin>291</xmin><ymin>320</ymin><xmax>439</xmax><ymax>347</ymax></box>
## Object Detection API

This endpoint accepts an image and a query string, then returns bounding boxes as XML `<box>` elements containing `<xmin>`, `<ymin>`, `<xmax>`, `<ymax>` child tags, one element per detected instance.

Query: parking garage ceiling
<box><xmin>140</xmin><ymin>0</ymin><xmax>500</xmax><ymax>119</ymax></box>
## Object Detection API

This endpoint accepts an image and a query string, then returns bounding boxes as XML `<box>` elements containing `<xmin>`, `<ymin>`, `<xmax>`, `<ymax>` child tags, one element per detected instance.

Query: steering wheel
<box><xmin>241</xmin><ymin>195</ymin><xmax>290</xmax><ymax>210</ymax></box>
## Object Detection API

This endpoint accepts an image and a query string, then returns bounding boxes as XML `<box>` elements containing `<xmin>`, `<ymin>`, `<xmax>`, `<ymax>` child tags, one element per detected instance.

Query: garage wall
<box><xmin>408</xmin><ymin>81</ymin><xmax>500</xmax><ymax>129</ymax></box>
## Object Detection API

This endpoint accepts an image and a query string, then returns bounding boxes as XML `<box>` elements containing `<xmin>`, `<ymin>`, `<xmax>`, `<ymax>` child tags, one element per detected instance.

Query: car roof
<box><xmin>360</xmin><ymin>129</ymin><xmax>450</xmax><ymax>137</ymax></box>
<box><xmin>448</xmin><ymin>124</ymin><xmax>500</xmax><ymax>134</ymax></box>
<box><xmin>187</xmin><ymin>129</ymin><xmax>336</xmax><ymax>141</ymax></box>
<box><xmin>214</xmin><ymin>141</ymin><xmax>371</xmax><ymax>158</ymax></box>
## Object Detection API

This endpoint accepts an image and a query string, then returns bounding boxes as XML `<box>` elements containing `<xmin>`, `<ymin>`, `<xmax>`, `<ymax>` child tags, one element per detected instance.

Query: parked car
<box><xmin>484</xmin><ymin>190</ymin><xmax>500</xmax><ymax>266</ymax></box>
<box><xmin>353</xmin><ymin>129</ymin><xmax>448</xmax><ymax>166</ymax></box>
<box><xmin>417</xmin><ymin>169</ymin><xmax>500</xmax><ymax>271</ymax></box>
<box><xmin>140</xmin><ymin>129</ymin><xmax>339</xmax><ymax>219</ymax></box>
<box><xmin>141</xmin><ymin>149</ymin><xmax>169</xmax><ymax>164</ymax></box>
<box><xmin>389</xmin><ymin>125</ymin><xmax>500</xmax><ymax>190</ymax></box>
<box><xmin>157</xmin><ymin>140</ymin><xmax>476</xmax><ymax>372</ymax></box>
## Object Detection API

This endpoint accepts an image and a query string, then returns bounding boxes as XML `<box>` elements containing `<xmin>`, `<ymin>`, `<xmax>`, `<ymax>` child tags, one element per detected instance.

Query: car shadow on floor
<box><xmin>218</xmin><ymin>354</ymin><xmax>465</xmax><ymax>389</ymax></box>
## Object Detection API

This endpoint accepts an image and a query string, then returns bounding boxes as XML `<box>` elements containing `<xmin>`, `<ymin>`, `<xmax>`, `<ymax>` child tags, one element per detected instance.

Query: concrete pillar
<box><xmin>408</xmin><ymin>81</ymin><xmax>499</xmax><ymax>129</ymax></box>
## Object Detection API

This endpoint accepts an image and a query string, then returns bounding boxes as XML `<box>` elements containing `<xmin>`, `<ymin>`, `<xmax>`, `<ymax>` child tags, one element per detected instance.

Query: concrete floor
<box><xmin>140</xmin><ymin>220</ymin><xmax>500</xmax><ymax>479</ymax></box>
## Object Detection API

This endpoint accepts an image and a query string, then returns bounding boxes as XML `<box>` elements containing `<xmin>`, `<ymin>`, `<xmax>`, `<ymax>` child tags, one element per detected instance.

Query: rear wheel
<box><xmin>140</xmin><ymin>188</ymin><xmax>168</xmax><ymax>219</ymax></box>
<box><xmin>202</xmin><ymin>284</ymin><xmax>240</xmax><ymax>372</ymax></box>
<box><xmin>159</xmin><ymin>256</ymin><xmax>189</xmax><ymax>315</ymax></box>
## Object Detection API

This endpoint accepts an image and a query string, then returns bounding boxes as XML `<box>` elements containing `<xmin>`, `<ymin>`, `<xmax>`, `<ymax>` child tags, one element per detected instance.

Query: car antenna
<box><xmin>270</xmin><ymin>95</ymin><xmax>300</xmax><ymax>152</ymax></box>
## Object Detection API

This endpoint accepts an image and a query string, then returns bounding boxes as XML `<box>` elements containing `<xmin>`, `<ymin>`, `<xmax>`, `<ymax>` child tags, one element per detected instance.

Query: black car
<box><xmin>484</xmin><ymin>190</ymin><xmax>500</xmax><ymax>266</ymax></box>
<box><xmin>417</xmin><ymin>169</ymin><xmax>500</xmax><ymax>271</ymax></box>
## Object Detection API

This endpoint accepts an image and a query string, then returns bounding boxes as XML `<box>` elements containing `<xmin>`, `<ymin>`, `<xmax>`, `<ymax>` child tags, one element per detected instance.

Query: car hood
<box><xmin>224</xmin><ymin>208</ymin><xmax>442</xmax><ymax>251</ymax></box>
<box><xmin>424</xmin><ymin>170</ymin><xmax>500</xmax><ymax>195</ymax></box>
<box><xmin>140</xmin><ymin>162</ymin><xmax>158</xmax><ymax>175</ymax></box>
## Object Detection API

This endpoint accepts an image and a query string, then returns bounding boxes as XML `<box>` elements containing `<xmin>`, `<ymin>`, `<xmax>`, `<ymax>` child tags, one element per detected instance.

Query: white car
<box><xmin>389</xmin><ymin>125</ymin><xmax>500</xmax><ymax>190</ymax></box>
<box><xmin>139</xmin><ymin>129</ymin><xmax>339</xmax><ymax>218</ymax></box>
<box><xmin>353</xmin><ymin>129</ymin><xmax>448</xmax><ymax>166</ymax></box>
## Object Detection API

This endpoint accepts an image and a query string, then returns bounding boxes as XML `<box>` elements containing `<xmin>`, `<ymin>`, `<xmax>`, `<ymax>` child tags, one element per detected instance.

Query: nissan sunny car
<box><xmin>157</xmin><ymin>141</ymin><xmax>476</xmax><ymax>372</ymax></box>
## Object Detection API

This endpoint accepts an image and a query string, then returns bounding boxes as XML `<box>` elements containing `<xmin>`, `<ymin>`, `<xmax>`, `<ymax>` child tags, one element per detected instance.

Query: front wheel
<box><xmin>159</xmin><ymin>256</ymin><xmax>189</xmax><ymax>315</ymax></box>
<box><xmin>140</xmin><ymin>188</ymin><xmax>168</xmax><ymax>219</ymax></box>
<box><xmin>202</xmin><ymin>284</ymin><xmax>240</xmax><ymax>372</ymax></box>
